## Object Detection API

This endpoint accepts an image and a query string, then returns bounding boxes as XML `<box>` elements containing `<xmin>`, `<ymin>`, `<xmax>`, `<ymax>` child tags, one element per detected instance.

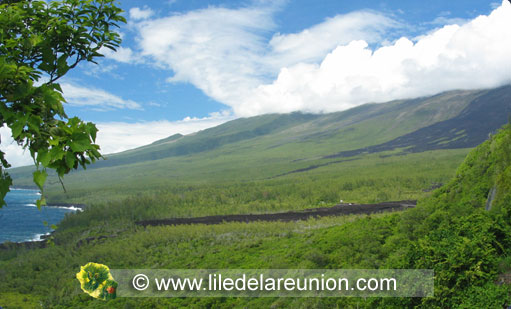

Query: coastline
<box><xmin>45</xmin><ymin>202</ymin><xmax>87</xmax><ymax>210</ymax></box>
<box><xmin>1</xmin><ymin>189</ymin><xmax>87</xmax><ymax>249</ymax></box>
<box><xmin>10</xmin><ymin>187</ymin><xmax>87</xmax><ymax>210</ymax></box>
<box><xmin>0</xmin><ymin>203</ymin><xmax>86</xmax><ymax>249</ymax></box>
<box><xmin>0</xmin><ymin>239</ymin><xmax>47</xmax><ymax>250</ymax></box>
<box><xmin>0</xmin><ymin>231</ymin><xmax>55</xmax><ymax>250</ymax></box>
<box><xmin>10</xmin><ymin>186</ymin><xmax>38</xmax><ymax>190</ymax></box>
<box><xmin>0</xmin><ymin>204</ymin><xmax>86</xmax><ymax>249</ymax></box>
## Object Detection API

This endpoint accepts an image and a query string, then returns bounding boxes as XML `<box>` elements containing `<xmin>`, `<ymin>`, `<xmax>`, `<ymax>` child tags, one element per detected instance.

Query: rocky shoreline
<box><xmin>0</xmin><ymin>239</ymin><xmax>48</xmax><ymax>250</ymax></box>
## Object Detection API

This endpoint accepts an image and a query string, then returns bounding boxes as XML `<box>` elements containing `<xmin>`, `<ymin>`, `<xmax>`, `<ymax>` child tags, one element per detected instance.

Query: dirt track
<box><xmin>0</xmin><ymin>201</ymin><xmax>416</xmax><ymax>250</ymax></box>
<box><xmin>136</xmin><ymin>200</ymin><xmax>416</xmax><ymax>227</ymax></box>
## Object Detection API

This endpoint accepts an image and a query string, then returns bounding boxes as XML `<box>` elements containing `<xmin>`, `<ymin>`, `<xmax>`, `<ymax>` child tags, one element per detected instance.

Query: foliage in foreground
<box><xmin>0</xmin><ymin>0</ymin><xmax>125</xmax><ymax>207</ymax></box>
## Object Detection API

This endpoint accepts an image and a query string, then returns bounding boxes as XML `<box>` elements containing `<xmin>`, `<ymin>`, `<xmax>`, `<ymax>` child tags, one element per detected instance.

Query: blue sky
<box><xmin>2</xmin><ymin>0</ymin><xmax>511</xmax><ymax>167</ymax></box>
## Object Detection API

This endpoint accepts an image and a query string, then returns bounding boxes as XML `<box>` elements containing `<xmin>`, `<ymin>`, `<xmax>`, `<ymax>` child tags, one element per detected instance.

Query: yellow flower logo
<box><xmin>76</xmin><ymin>262</ymin><xmax>118</xmax><ymax>300</ymax></box>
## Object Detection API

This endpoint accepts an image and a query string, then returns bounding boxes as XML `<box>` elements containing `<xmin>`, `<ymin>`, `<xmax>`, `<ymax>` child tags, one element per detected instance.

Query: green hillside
<box><xmin>8</xmin><ymin>86</ymin><xmax>511</xmax><ymax>207</ymax></box>
<box><xmin>2</xmin><ymin>111</ymin><xmax>511</xmax><ymax>308</ymax></box>
<box><xmin>74</xmin><ymin>88</ymin><xmax>481</xmax><ymax>168</ymax></box>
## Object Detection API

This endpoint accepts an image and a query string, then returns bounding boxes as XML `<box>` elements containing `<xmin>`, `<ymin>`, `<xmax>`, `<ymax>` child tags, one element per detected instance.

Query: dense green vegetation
<box><xmin>2</xmin><ymin>122</ymin><xmax>511</xmax><ymax>307</ymax></box>
<box><xmin>3</xmin><ymin>85</ymin><xmax>511</xmax><ymax>307</ymax></box>
<box><xmin>42</xmin><ymin>148</ymin><xmax>467</xmax><ymax>213</ymax></box>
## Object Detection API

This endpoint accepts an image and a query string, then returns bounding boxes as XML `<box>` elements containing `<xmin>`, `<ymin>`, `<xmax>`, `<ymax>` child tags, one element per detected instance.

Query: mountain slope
<box><xmin>93</xmin><ymin>113</ymin><xmax>320</xmax><ymax>168</ymax></box>
<box><xmin>385</xmin><ymin>123</ymin><xmax>511</xmax><ymax>307</ymax></box>
<box><xmin>5</xmin><ymin>109</ymin><xmax>511</xmax><ymax>308</ymax></box>
<box><xmin>8</xmin><ymin>85</ymin><xmax>511</xmax><ymax>195</ymax></box>
<box><xmin>86</xmin><ymin>87</ymin><xmax>484</xmax><ymax>169</ymax></box>
<box><xmin>326</xmin><ymin>85</ymin><xmax>511</xmax><ymax>158</ymax></box>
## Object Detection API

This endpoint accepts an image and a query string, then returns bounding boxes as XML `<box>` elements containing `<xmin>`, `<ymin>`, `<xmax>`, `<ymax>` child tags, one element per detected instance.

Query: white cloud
<box><xmin>134</xmin><ymin>6</ymin><xmax>397</xmax><ymax>116</ymax></box>
<box><xmin>95</xmin><ymin>111</ymin><xmax>234</xmax><ymax>154</ymax></box>
<box><xmin>61</xmin><ymin>83</ymin><xmax>143</xmax><ymax>111</ymax></box>
<box><xmin>491</xmin><ymin>2</ymin><xmax>502</xmax><ymax>9</ymax></box>
<box><xmin>129</xmin><ymin>1</ymin><xmax>511</xmax><ymax>116</ymax></box>
<box><xmin>83</xmin><ymin>63</ymin><xmax>123</xmax><ymax>80</ymax></box>
<box><xmin>6</xmin><ymin>2</ymin><xmax>511</xmax><ymax>167</ymax></box>
<box><xmin>244</xmin><ymin>1</ymin><xmax>511</xmax><ymax>114</ymax></box>
<box><xmin>137</xmin><ymin>5</ymin><xmax>278</xmax><ymax>106</ymax></box>
<box><xmin>428</xmin><ymin>16</ymin><xmax>470</xmax><ymax>26</ymax></box>
<box><xmin>0</xmin><ymin>126</ymin><xmax>33</xmax><ymax>168</ymax></box>
<box><xmin>129</xmin><ymin>7</ymin><xmax>154</xmax><ymax>20</ymax></box>
<box><xmin>267</xmin><ymin>11</ymin><xmax>399</xmax><ymax>66</ymax></box>
<box><xmin>99</xmin><ymin>46</ymin><xmax>136</xmax><ymax>63</ymax></box>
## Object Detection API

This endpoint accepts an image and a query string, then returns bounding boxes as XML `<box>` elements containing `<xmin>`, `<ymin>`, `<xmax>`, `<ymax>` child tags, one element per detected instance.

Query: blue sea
<box><xmin>0</xmin><ymin>188</ymin><xmax>80</xmax><ymax>243</ymax></box>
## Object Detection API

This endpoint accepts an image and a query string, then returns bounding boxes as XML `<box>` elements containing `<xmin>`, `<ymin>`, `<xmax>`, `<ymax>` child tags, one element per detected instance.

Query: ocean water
<box><xmin>0</xmin><ymin>188</ymin><xmax>80</xmax><ymax>243</ymax></box>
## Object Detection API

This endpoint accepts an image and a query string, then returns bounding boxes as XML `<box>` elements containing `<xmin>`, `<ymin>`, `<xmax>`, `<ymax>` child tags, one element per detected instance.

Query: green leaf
<box><xmin>37</xmin><ymin>151</ymin><xmax>52</xmax><ymax>166</ymax></box>
<box><xmin>65</xmin><ymin>151</ymin><xmax>76</xmax><ymax>169</ymax></box>
<box><xmin>49</xmin><ymin>127</ymin><xmax>65</xmax><ymax>137</ymax></box>
<box><xmin>11</xmin><ymin>121</ymin><xmax>24</xmax><ymax>139</ymax></box>
<box><xmin>85</xmin><ymin>122</ymin><xmax>98</xmax><ymax>142</ymax></box>
<box><xmin>33</xmin><ymin>170</ymin><xmax>48</xmax><ymax>191</ymax></box>
<box><xmin>50</xmin><ymin>147</ymin><xmax>66</xmax><ymax>161</ymax></box>
<box><xmin>27</xmin><ymin>115</ymin><xmax>42</xmax><ymax>134</ymax></box>
<box><xmin>70</xmin><ymin>139</ymin><xmax>91</xmax><ymax>152</ymax></box>
<box><xmin>56</xmin><ymin>54</ymin><xmax>70</xmax><ymax>76</ymax></box>
<box><xmin>36</xmin><ymin>197</ymin><xmax>46</xmax><ymax>210</ymax></box>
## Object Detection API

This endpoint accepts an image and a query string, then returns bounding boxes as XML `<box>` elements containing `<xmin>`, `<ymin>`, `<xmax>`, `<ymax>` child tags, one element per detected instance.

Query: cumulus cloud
<box><xmin>61</xmin><ymin>83</ymin><xmax>143</xmax><ymax>111</ymax></box>
<box><xmin>95</xmin><ymin>111</ymin><xmax>234</xmax><ymax>154</ymax></box>
<box><xmin>129</xmin><ymin>0</ymin><xmax>511</xmax><ymax>116</ymax></box>
<box><xmin>129</xmin><ymin>7</ymin><xmax>154</xmax><ymax>20</ymax></box>
<box><xmin>0</xmin><ymin>126</ymin><xmax>33</xmax><ymax>168</ymax></box>
<box><xmin>100</xmin><ymin>46</ymin><xmax>136</xmax><ymax>63</ymax></box>
<box><xmin>133</xmin><ymin>5</ymin><xmax>397</xmax><ymax>116</ymax></box>
<box><xmin>244</xmin><ymin>2</ymin><xmax>511</xmax><ymax>114</ymax></box>
<box><xmin>267</xmin><ymin>11</ymin><xmax>399</xmax><ymax>66</ymax></box>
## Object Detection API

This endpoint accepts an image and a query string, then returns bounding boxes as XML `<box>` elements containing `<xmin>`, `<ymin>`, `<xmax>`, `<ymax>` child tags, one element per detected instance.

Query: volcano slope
<box><xmin>8</xmin><ymin>85</ymin><xmax>511</xmax><ymax>208</ymax></box>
